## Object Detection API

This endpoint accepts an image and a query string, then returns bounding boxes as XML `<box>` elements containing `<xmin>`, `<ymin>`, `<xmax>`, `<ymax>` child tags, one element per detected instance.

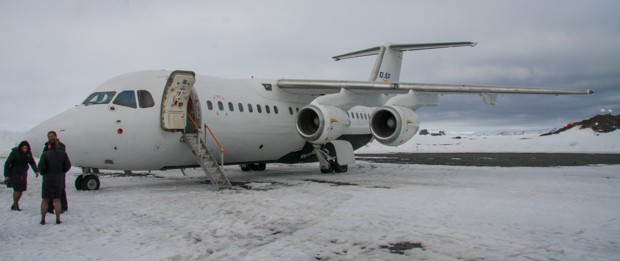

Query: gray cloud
<box><xmin>1</xmin><ymin>0</ymin><xmax>618</xmax><ymax>132</ymax></box>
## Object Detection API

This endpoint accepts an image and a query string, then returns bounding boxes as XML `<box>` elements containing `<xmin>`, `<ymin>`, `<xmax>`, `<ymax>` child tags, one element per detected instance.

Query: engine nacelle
<box><xmin>370</xmin><ymin>105</ymin><xmax>420</xmax><ymax>146</ymax></box>
<box><xmin>296</xmin><ymin>104</ymin><xmax>351</xmax><ymax>144</ymax></box>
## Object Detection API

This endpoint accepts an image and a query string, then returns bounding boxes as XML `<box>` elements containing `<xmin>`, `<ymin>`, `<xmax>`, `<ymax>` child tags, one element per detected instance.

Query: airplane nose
<box><xmin>21</xmin><ymin>120</ymin><xmax>57</xmax><ymax>158</ymax></box>
<box><xmin>21</xmin><ymin>125</ymin><xmax>47</xmax><ymax>158</ymax></box>
<box><xmin>20</xmin><ymin>108</ymin><xmax>75</xmax><ymax>158</ymax></box>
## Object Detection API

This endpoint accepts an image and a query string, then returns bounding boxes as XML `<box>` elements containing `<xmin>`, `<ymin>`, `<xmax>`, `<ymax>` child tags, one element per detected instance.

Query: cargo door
<box><xmin>161</xmin><ymin>70</ymin><xmax>195</xmax><ymax>131</ymax></box>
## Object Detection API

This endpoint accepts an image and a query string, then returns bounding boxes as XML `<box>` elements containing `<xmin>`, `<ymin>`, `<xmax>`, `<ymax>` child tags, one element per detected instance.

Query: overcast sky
<box><xmin>1</xmin><ymin>0</ymin><xmax>618</xmax><ymax>133</ymax></box>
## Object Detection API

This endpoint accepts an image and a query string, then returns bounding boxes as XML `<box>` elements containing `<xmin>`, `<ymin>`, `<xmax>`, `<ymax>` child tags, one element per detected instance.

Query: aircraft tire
<box><xmin>330</xmin><ymin>160</ymin><xmax>348</xmax><ymax>173</ymax></box>
<box><xmin>334</xmin><ymin>164</ymin><xmax>348</xmax><ymax>173</ymax></box>
<box><xmin>249</xmin><ymin>163</ymin><xmax>267</xmax><ymax>171</ymax></box>
<box><xmin>75</xmin><ymin>176</ymin><xmax>84</xmax><ymax>191</ymax></box>
<box><xmin>320</xmin><ymin>167</ymin><xmax>333</xmax><ymax>173</ymax></box>
<box><xmin>82</xmin><ymin>175</ymin><xmax>100</xmax><ymax>191</ymax></box>
<box><xmin>256</xmin><ymin>163</ymin><xmax>266</xmax><ymax>171</ymax></box>
<box><xmin>240</xmin><ymin>164</ymin><xmax>251</xmax><ymax>171</ymax></box>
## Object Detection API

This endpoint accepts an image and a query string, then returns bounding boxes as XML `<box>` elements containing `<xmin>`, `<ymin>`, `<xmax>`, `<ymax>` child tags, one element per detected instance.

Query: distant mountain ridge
<box><xmin>542</xmin><ymin>114</ymin><xmax>619</xmax><ymax>136</ymax></box>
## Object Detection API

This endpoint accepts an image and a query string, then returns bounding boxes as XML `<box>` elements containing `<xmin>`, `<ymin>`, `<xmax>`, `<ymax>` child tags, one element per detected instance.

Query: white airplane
<box><xmin>22</xmin><ymin>42</ymin><xmax>593</xmax><ymax>190</ymax></box>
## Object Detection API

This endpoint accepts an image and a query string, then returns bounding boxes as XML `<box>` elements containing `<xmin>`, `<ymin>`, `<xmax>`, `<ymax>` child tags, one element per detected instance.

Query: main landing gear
<box><xmin>314</xmin><ymin>141</ymin><xmax>354</xmax><ymax>174</ymax></box>
<box><xmin>76</xmin><ymin>168</ymin><xmax>101</xmax><ymax>191</ymax></box>
<box><xmin>322</xmin><ymin>161</ymin><xmax>348</xmax><ymax>173</ymax></box>
<box><xmin>239</xmin><ymin>163</ymin><xmax>267</xmax><ymax>171</ymax></box>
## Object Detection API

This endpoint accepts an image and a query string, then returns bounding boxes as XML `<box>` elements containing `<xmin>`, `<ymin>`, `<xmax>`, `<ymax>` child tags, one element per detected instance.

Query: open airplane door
<box><xmin>161</xmin><ymin>70</ymin><xmax>196</xmax><ymax>131</ymax></box>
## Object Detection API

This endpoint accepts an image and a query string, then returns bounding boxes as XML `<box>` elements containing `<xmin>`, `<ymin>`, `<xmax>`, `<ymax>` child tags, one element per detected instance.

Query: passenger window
<box><xmin>218</xmin><ymin>101</ymin><xmax>224</xmax><ymax>111</ymax></box>
<box><xmin>228</xmin><ymin>102</ymin><xmax>234</xmax><ymax>112</ymax></box>
<box><xmin>274</xmin><ymin>106</ymin><xmax>279</xmax><ymax>114</ymax></box>
<box><xmin>296</xmin><ymin>108</ymin><xmax>300</xmax><ymax>113</ymax></box>
<box><xmin>257</xmin><ymin>104</ymin><xmax>262</xmax><ymax>113</ymax></box>
<box><xmin>207</xmin><ymin>101</ymin><xmax>213</xmax><ymax>110</ymax></box>
<box><xmin>113</xmin><ymin>91</ymin><xmax>137</xmax><ymax>108</ymax></box>
<box><xmin>265</xmin><ymin>105</ymin><xmax>270</xmax><ymax>114</ymax></box>
<box><xmin>289</xmin><ymin>107</ymin><xmax>293</xmax><ymax>115</ymax></box>
<box><xmin>238</xmin><ymin>103</ymin><xmax>244</xmax><ymax>112</ymax></box>
<box><xmin>137</xmin><ymin>90</ymin><xmax>155</xmax><ymax>108</ymax></box>
<box><xmin>248</xmin><ymin>103</ymin><xmax>253</xmax><ymax>113</ymax></box>
<box><xmin>82</xmin><ymin>91</ymin><xmax>116</xmax><ymax>105</ymax></box>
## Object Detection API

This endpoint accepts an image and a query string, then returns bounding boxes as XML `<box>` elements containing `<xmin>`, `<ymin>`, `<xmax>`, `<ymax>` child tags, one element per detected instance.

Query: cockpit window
<box><xmin>82</xmin><ymin>91</ymin><xmax>116</xmax><ymax>106</ymax></box>
<box><xmin>113</xmin><ymin>90</ymin><xmax>137</xmax><ymax>108</ymax></box>
<box><xmin>137</xmin><ymin>90</ymin><xmax>155</xmax><ymax>108</ymax></box>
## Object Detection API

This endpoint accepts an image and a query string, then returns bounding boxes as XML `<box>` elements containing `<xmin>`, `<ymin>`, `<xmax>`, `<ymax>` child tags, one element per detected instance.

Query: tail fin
<box><xmin>333</xmin><ymin>42</ymin><xmax>477</xmax><ymax>83</ymax></box>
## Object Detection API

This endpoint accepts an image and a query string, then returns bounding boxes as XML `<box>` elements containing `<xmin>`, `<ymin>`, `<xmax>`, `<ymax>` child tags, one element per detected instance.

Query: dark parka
<box><xmin>38</xmin><ymin>147</ymin><xmax>71</xmax><ymax>189</ymax></box>
<box><xmin>4</xmin><ymin>141</ymin><xmax>38</xmax><ymax>191</ymax></box>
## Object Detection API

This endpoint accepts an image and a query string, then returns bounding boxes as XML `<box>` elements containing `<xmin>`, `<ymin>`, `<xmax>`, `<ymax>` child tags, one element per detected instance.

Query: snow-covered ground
<box><xmin>359</xmin><ymin>127</ymin><xmax>620</xmax><ymax>153</ymax></box>
<box><xmin>1</xmin><ymin>129</ymin><xmax>619</xmax><ymax>260</ymax></box>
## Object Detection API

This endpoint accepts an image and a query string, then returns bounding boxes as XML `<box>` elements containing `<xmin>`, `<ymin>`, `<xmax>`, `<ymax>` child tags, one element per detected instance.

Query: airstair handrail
<box><xmin>187</xmin><ymin>113</ymin><xmax>201</xmax><ymax>133</ymax></box>
<box><xmin>204</xmin><ymin>123</ymin><xmax>225</xmax><ymax>167</ymax></box>
<box><xmin>186</xmin><ymin>113</ymin><xmax>226</xmax><ymax>163</ymax></box>
<box><xmin>204</xmin><ymin>123</ymin><xmax>225</xmax><ymax>156</ymax></box>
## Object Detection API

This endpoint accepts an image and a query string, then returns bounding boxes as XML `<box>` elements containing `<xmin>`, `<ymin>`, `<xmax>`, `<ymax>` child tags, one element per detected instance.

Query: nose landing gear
<box><xmin>76</xmin><ymin>168</ymin><xmax>101</xmax><ymax>191</ymax></box>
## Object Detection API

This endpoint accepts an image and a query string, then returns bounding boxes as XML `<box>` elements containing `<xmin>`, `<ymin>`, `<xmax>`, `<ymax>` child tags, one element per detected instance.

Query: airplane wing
<box><xmin>277</xmin><ymin>79</ymin><xmax>594</xmax><ymax>96</ymax></box>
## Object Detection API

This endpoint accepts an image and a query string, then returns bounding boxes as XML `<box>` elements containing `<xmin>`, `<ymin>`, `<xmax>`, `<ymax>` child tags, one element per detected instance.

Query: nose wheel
<box><xmin>75</xmin><ymin>174</ymin><xmax>100</xmax><ymax>191</ymax></box>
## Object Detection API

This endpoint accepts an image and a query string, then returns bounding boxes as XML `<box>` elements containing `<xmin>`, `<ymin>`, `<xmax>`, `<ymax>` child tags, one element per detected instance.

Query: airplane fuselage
<box><xmin>24</xmin><ymin>70</ymin><xmax>373</xmax><ymax>171</ymax></box>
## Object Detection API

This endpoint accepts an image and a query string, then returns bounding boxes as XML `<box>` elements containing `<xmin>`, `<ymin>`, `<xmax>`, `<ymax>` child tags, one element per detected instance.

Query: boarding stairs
<box><xmin>182</xmin><ymin>130</ymin><xmax>232</xmax><ymax>189</ymax></box>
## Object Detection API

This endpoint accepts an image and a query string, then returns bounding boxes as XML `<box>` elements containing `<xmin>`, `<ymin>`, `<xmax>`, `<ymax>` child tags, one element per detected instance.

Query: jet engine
<box><xmin>370</xmin><ymin>105</ymin><xmax>420</xmax><ymax>146</ymax></box>
<box><xmin>296</xmin><ymin>104</ymin><xmax>351</xmax><ymax>144</ymax></box>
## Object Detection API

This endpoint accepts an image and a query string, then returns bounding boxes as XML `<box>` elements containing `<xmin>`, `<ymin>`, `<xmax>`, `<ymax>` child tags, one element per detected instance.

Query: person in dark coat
<box><xmin>3</xmin><ymin>141</ymin><xmax>39</xmax><ymax>211</ymax></box>
<box><xmin>43</xmin><ymin>131</ymin><xmax>68</xmax><ymax>213</ymax></box>
<box><xmin>44</xmin><ymin>131</ymin><xmax>66</xmax><ymax>152</ymax></box>
<box><xmin>38</xmin><ymin>139</ymin><xmax>71</xmax><ymax>225</ymax></box>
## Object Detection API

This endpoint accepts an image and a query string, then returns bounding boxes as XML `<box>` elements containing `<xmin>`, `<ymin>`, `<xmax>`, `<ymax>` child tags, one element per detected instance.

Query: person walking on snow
<box><xmin>3</xmin><ymin>140</ymin><xmax>39</xmax><ymax>211</ymax></box>
<box><xmin>43</xmin><ymin>131</ymin><xmax>68</xmax><ymax>213</ymax></box>
<box><xmin>38</xmin><ymin>138</ymin><xmax>71</xmax><ymax>225</ymax></box>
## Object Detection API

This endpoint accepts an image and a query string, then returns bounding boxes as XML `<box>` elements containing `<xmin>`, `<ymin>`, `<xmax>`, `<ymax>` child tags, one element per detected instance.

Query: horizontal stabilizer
<box><xmin>332</xmin><ymin>42</ymin><xmax>477</xmax><ymax>61</ymax></box>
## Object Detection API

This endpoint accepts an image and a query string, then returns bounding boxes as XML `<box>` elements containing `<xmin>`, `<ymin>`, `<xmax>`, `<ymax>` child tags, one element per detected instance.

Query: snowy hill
<box><xmin>542</xmin><ymin>113</ymin><xmax>619</xmax><ymax>135</ymax></box>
